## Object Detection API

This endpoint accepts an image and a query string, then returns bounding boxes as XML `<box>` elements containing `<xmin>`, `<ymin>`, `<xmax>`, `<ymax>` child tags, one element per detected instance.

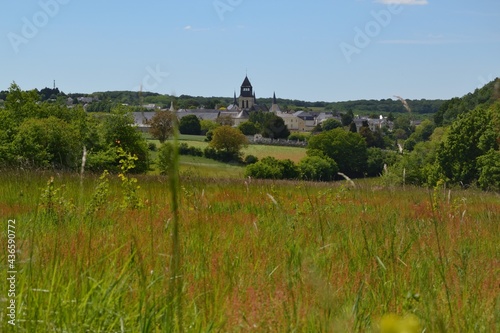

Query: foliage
<box><xmin>261</xmin><ymin>114</ymin><xmax>290</xmax><ymax>139</ymax></box>
<box><xmin>288</xmin><ymin>132</ymin><xmax>308</xmax><ymax>142</ymax></box>
<box><xmin>307</xmin><ymin>128</ymin><xmax>368</xmax><ymax>177</ymax></box>
<box><xmin>13</xmin><ymin>116</ymin><xmax>81</xmax><ymax>169</ymax></box>
<box><xmin>209</xmin><ymin>126</ymin><xmax>248</xmax><ymax>161</ymax></box>
<box><xmin>248</xmin><ymin>111</ymin><xmax>290</xmax><ymax>138</ymax></box>
<box><xmin>477</xmin><ymin>150</ymin><xmax>500</xmax><ymax>191</ymax></box>
<box><xmin>178</xmin><ymin>143</ymin><xmax>203</xmax><ymax>157</ymax></box>
<box><xmin>434</xmin><ymin>78</ymin><xmax>499</xmax><ymax>126</ymax></box>
<box><xmin>215</xmin><ymin>115</ymin><xmax>234</xmax><ymax>126</ymax></box>
<box><xmin>117</xmin><ymin>147</ymin><xmax>143</xmax><ymax>209</ymax></box>
<box><xmin>437</xmin><ymin>102</ymin><xmax>499</xmax><ymax>186</ymax></box>
<box><xmin>85</xmin><ymin>148</ymin><xmax>119</xmax><ymax>173</ymax></box>
<box><xmin>238</xmin><ymin>121</ymin><xmax>259</xmax><ymax>135</ymax></box>
<box><xmin>148</xmin><ymin>142</ymin><xmax>157</xmax><ymax>151</ymax></box>
<box><xmin>298</xmin><ymin>155</ymin><xmax>338</xmax><ymax>181</ymax></box>
<box><xmin>322</xmin><ymin>118</ymin><xmax>343</xmax><ymax>131</ymax></box>
<box><xmin>200</xmin><ymin>119</ymin><xmax>219</xmax><ymax>135</ymax></box>
<box><xmin>84</xmin><ymin>170</ymin><xmax>110</xmax><ymax>217</ymax></box>
<box><xmin>149</xmin><ymin>111</ymin><xmax>175</xmax><ymax>143</ymax></box>
<box><xmin>393</xmin><ymin>114</ymin><xmax>414</xmax><ymax>137</ymax></box>
<box><xmin>341</xmin><ymin>110</ymin><xmax>354</xmax><ymax>127</ymax></box>
<box><xmin>244</xmin><ymin>156</ymin><xmax>298</xmax><ymax>180</ymax></box>
<box><xmin>404</xmin><ymin>119</ymin><xmax>435</xmax><ymax>151</ymax></box>
<box><xmin>100</xmin><ymin>106</ymin><xmax>150</xmax><ymax>173</ymax></box>
<box><xmin>359</xmin><ymin>126</ymin><xmax>386</xmax><ymax>148</ymax></box>
<box><xmin>179</xmin><ymin>115</ymin><xmax>201</xmax><ymax>135</ymax></box>
<box><xmin>244</xmin><ymin>154</ymin><xmax>258</xmax><ymax>165</ymax></box>
<box><xmin>158</xmin><ymin>142</ymin><xmax>175</xmax><ymax>175</ymax></box>
<box><xmin>366</xmin><ymin>148</ymin><xmax>398</xmax><ymax>177</ymax></box>
<box><xmin>39</xmin><ymin>177</ymin><xmax>74</xmax><ymax>223</ymax></box>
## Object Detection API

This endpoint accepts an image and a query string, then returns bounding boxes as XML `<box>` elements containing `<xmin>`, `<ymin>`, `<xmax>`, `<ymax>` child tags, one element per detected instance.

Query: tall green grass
<box><xmin>0</xmin><ymin>171</ymin><xmax>499</xmax><ymax>332</ymax></box>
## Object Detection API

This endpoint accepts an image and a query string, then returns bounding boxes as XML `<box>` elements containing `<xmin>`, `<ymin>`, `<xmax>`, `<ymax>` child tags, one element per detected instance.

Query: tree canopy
<box><xmin>307</xmin><ymin>128</ymin><xmax>368</xmax><ymax>177</ymax></box>
<box><xmin>209</xmin><ymin>126</ymin><xmax>248</xmax><ymax>160</ymax></box>
<box><xmin>149</xmin><ymin>111</ymin><xmax>175</xmax><ymax>143</ymax></box>
<box><xmin>179</xmin><ymin>115</ymin><xmax>201</xmax><ymax>135</ymax></box>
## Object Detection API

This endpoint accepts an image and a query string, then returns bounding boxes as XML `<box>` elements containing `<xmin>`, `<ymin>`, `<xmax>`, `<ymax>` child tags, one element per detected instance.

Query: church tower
<box><xmin>239</xmin><ymin>75</ymin><xmax>255</xmax><ymax>110</ymax></box>
<box><xmin>270</xmin><ymin>92</ymin><xmax>281</xmax><ymax>113</ymax></box>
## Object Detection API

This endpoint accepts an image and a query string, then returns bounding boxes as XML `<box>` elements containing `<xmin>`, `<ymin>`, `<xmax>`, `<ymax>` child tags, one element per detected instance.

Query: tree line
<box><xmin>1</xmin><ymin>87</ymin><xmax>445</xmax><ymax>114</ymax></box>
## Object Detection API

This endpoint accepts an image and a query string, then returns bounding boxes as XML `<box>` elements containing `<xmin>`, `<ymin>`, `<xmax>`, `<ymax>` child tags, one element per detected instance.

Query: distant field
<box><xmin>158</xmin><ymin>136</ymin><xmax>308</xmax><ymax>163</ymax></box>
<box><xmin>178</xmin><ymin>155</ymin><xmax>244</xmax><ymax>178</ymax></box>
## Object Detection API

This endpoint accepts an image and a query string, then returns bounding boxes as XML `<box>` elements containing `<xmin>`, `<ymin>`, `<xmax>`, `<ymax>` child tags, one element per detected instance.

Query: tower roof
<box><xmin>273</xmin><ymin>92</ymin><xmax>277</xmax><ymax>104</ymax></box>
<box><xmin>241</xmin><ymin>75</ymin><xmax>252</xmax><ymax>88</ymax></box>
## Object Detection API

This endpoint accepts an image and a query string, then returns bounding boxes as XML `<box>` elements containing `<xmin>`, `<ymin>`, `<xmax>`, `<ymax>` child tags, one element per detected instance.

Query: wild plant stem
<box><xmin>168</xmin><ymin>124</ymin><xmax>183</xmax><ymax>332</ymax></box>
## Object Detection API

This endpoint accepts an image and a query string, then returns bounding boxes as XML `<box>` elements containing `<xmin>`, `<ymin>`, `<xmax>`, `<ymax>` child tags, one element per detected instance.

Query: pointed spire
<box><xmin>233</xmin><ymin>91</ymin><xmax>237</xmax><ymax>105</ymax></box>
<box><xmin>169</xmin><ymin>100</ymin><xmax>175</xmax><ymax>112</ymax></box>
<box><xmin>270</xmin><ymin>91</ymin><xmax>281</xmax><ymax>113</ymax></box>
<box><xmin>253</xmin><ymin>91</ymin><xmax>256</xmax><ymax>102</ymax></box>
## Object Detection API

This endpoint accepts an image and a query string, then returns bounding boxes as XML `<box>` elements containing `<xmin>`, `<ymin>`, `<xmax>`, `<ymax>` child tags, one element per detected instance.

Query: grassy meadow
<box><xmin>162</xmin><ymin>135</ymin><xmax>308</xmax><ymax>163</ymax></box>
<box><xmin>0</xmin><ymin>169</ymin><xmax>499</xmax><ymax>332</ymax></box>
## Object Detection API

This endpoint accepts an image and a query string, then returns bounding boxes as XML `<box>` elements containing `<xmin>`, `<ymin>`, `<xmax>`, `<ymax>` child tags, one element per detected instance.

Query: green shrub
<box><xmin>158</xmin><ymin>143</ymin><xmax>174</xmax><ymax>175</ymax></box>
<box><xmin>148</xmin><ymin>142</ymin><xmax>157</xmax><ymax>151</ymax></box>
<box><xmin>298</xmin><ymin>156</ymin><xmax>338</xmax><ymax>181</ymax></box>
<box><xmin>244</xmin><ymin>155</ymin><xmax>259</xmax><ymax>165</ymax></box>
<box><xmin>477</xmin><ymin>150</ymin><xmax>500</xmax><ymax>191</ymax></box>
<box><xmin>244</xmin><ymin>156</ymin><xmax>299</xmax><ymax>180</ymax></box>
<box><xmin>244</xmin><ymin>161</ymin><xmax>283</xmax><ymax>179</ymax></box>
<box><xmin>288</xmin><ymin>133</ymin><xmax>307</xmax><ymax>142</ymax></box>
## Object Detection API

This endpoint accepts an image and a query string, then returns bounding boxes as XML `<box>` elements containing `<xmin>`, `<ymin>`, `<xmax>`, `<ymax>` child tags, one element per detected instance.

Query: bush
<box><xmin>205</xmin><ymin>130</ymin><xmax>214</xmax><ymax>142</ymax></box>
<box><xmin>244</xmin><ymin>155</ymin><xmax>259</xmax><ymax>165</ymax></box>
<box><xmin>179</xmin><ymin>115</ymin><xmax>201</xmax><ymax>135</ymax></box>
<box><xmin>298</xmin><ymin>156</ymin><xmax>338</xmax><ymax>181</ymax></box>
<box><xmin>178</xmin><ymin>143</ymin><xmax>203</xmax><ymax>157</ymax></box>
<box><xmin>244</xmin><ymin>161</ymin><xmax>283</xmax><ymax>179</ymax></box>
<box><xmin>203</xmin><ymin>146</ymin><xmax>242</xmax><ymax>163</ymax></box>
<box><xmin>148</xmin><ymin>142</ymin><xmax>157</xmax><ymax>151</ymax></box>
<box><xmin>244</xmin><ymin>156</ymin><xmax>299</xmax><ymax>180</ymax></box>
<box><xmin>477</xmin><ymin>150</ymin><xmax>500</xmax><ymax>191</ymax></box>
<box><xmin>307</xmin><ymin>128</ymin><xmax>367</xmax><ymax>178</ymax></box>
<box><xmin>288</xmin><ymin>133</ymin><xmax>307</xmax><ymax>142</ymax></box>
<box><xmin>322</xmin><ymin>118</ymin><xmax>342</xmax><ymax>131</ymax></box>
<box><xmin>238</xmin><ymin>121</ymin><xmax>260</xmax><ymax>135</ymax></box>
<box><xmin>203</xmin><ymin>146</ymin><xmax>217</xmax><ymax>160</ymax></box>
<box><xmin>158</xmin><ymin>143</ymin><xmax>174</xmax><ymax>175</ymax></box>
<box><xmin>366</xmin><ymin>148</ymin><xmax>399</xmax><ymax>177</ymax></box>
<box><xmin>86</xmin><ymin>148</ymin><xmax>119</xmax><ymax>173</ymax></box>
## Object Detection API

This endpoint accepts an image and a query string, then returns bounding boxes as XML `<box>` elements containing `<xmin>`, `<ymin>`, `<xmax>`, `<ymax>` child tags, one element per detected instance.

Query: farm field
<box><xmin>0</xmin><ymin>170</ymin><xmax>498</xmax><ymax>332</ymax></box>
<box><xmin>161</xmin><ymin>136</ymin><xmax>308</xmax><ymax>163</ymax></box>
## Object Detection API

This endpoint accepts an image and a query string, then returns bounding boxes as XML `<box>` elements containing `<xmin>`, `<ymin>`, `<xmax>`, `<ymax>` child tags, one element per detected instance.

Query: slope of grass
<box><xmin>0</xmin><ymin>171</ymin><xmax>498</xmax><ymax>332</ymax></box>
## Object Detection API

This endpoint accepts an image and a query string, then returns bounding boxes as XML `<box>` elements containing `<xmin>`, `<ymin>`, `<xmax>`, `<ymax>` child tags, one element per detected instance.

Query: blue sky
<box><xmin>1</xmin><ymin>0</ymin><xmax>499</xmax><ymax>102</ymax></box>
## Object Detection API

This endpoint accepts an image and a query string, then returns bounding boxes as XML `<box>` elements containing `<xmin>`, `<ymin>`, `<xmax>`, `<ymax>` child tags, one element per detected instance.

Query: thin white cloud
<box><xmin>378</xmin><ymin>39</ymin><xmax>450</xmax><ymax>45</ymax></box>
<box><xmin>375</xmin><ymin>0</ymin><xmax>428</xmax><ymax>5</ymax></box>
<box><xmin>183</xmin><ymin>25</ymin><xmax>210</xmax><ymax>32</ymax></box>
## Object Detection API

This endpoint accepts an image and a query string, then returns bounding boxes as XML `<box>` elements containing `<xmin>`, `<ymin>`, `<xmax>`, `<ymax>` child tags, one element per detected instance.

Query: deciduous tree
<box><xmin>307</xmin><ymin>128</ymin><xmax>367</xmax><ymax>177</ymax></box>
<box><xmin>149</xmin><ymin>111</ymin><xmax>175</xmax><ymax>143</ymax></box>
<box><xmin>209</xmin><ymin>126</ymin><xmax>248</xmax><ymax>160</ymax></box>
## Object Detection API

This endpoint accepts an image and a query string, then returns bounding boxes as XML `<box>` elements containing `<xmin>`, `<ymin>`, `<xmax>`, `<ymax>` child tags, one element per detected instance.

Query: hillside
<box><xmin>434</xmin><ymin>78</ymin><xmax>500</xmax><ymax>126</ymax></box>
